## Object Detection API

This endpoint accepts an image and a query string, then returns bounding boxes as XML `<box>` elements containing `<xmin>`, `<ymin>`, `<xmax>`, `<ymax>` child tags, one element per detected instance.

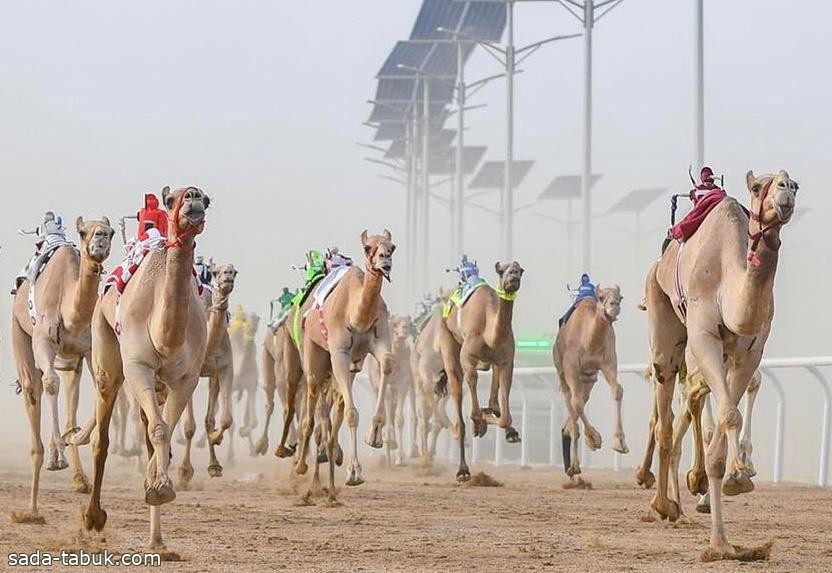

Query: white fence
<box><xmin>360</xmin><ymin>357</ymin><xmax>832</xmax><ymax>487</ymax></box>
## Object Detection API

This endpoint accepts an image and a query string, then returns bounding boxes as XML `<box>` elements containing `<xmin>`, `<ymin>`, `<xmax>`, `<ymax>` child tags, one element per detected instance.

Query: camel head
<box><xmin>390</xmin><ymin>315</ymin><xmax>413</xmax><ymax>347</ymax></box>
<box><xmin>161</xmin><ymin>185</ymin><xmax>210</xmax><ymax>243</ymax></box>
<box><xmin>75</xmin><ymin>216</ymin><xmax>115</xmax><ymax>263</ymax></box>
<box><xmin>746</xmin><ymin>170</ymin><xmax>798</xmax><ymax>228</ymax></box>
<box><xmin>246</xmin><ymin>312</ymin><xmax>260</xmax><ymax>337</ymax></box>
<box><xmin>360</xmin><ymin>229</ymin><xmax>396</xmax><ymax>281</ymax></box>
<box><xmin>211</xmin><ymin>263</ymin><xmax>238</xmax><ymax>296</ymax></box>
<box><xmin>596</xmin><ymin>285</ymin><xmax>623</xmax><ymax>322</ymax></box>
<box><xmin>494</xmin><ymin>261</ymin><xmax>524</xmax><ymax>295</ymax></box>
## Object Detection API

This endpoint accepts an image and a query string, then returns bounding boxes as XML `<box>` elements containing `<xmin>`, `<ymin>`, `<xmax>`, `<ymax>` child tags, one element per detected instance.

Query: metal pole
<box><xmin>694</xmin><ymin>0</ymin><xmax>705</xmax><ymax>172</ymax></box>
<box><xmin>503</xmin><ymin>0</ymin><xmax>515</xmax><ymax>261</ymax></box>
<box><xmin>405</xmin><ymin>117</ymin><xmax>414</xmax><ymax>302</ymax></box>
<box><xmin>454</xmin><ymin>40</ymin><xmax>466</xmax><ymax>261</ymax></box>
<box><xmin>422</xmin><ymin>78</ymin><xmax>431</xmax><ymax>295</ymax></box>
<box><xmin>411</xmin><ymin>109</ymin><xmax>421</xmax><ymax>299</ymax></box>
<box><xmin>581</xmin><ymin>0</ymin><xmax>594</xmax><ymax>273</ymax></box>
<box><xmin>808</xmin><ymin>367</ymin><xmax>831</xmax><ymax>487</ymax></box>
<box><xmin>762</xmin><ymin>369</ymin><xmax>786</xmax><ymax>484</ymax></box>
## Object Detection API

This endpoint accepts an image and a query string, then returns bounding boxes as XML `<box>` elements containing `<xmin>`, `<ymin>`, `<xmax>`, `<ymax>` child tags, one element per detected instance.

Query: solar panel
<box><xmin>368</xmin><ymin>101</ymin><xmax>411</xmax><ymax>123</ymax></box>
<box><xmin>375</xmin><ymin>78</ymin><xmax>418</xmax><ymax>102</ymax></box>
<box><xmin>461</xmin><ymin>2</ymin><xmax>507</xmax><ymax>42</ymax></box>
<box><xmin>373</xmin><ymin>123</ymin><xmax>407</xmax><ymax>142</ymax></box>
<box><xmin>607</xmin><ymin>188</ymin><xmax>668</xmax><ymax>213</ymax></box>
<box><xmin>468</xmin><ymin>160</ymin><xmax>535</xmax><ymax>189</ymax></box>
<box><xmin>428</xmin><ymin>145</ymin><xmax>487</xmax><ymax>175</ymax></box>
<box><xmin>377</xmin><ymin>41</ymin><xmax>435</xmax><ymax>78</ymax></box>
<box><xmin>539</xmin><ymin>174</ymin><xmax>602</xmax><ymax>200</ymax></box>
<box><xmin>411</xmin><ymin>0</ymin><xmax>467</xmax><ymax>40</ymax></box>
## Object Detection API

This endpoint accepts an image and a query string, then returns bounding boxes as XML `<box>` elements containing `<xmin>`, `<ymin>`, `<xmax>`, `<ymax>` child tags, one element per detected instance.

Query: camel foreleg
<box><xmin>60</xmin><ymin>366</ymin><xmax>91</xmax><ymax>493</ymax></box>
<box><xmin>738</xmin><ymin>370</ymin><xmax>762</xmax><ymax>478</ymax></box>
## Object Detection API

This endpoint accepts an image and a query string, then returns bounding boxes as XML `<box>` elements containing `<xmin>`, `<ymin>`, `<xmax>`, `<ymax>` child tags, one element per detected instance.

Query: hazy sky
<box><xmin>0</xmin><ymin>0</ymin><xmax>829</xmax><ymax>366</ymax></box>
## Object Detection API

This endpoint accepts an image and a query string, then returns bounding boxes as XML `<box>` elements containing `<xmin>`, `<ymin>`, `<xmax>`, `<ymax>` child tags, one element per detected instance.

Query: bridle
<box><xmin>364</xmin><ymin>244</ymin><xmax>391</xmax><ymax>282</ymax></box>
<box><xmin>747</xmin><ymin>178</ymin><xmax>790</xmax><ymax>267</ymax></box>
<box><xmin>165</xmin><ymin>187</ymin><xmax>205</xmax><ymax>250</ymax></box>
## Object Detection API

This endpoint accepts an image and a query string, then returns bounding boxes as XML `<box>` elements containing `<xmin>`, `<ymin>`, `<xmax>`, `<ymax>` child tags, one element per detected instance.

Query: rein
<box><xmin>746</xmin><ymin>179</ymin><xmax>782</xmax><ymax>267</ymax></box>
<box><xmin>165</xmin><ymin>187</ymin><xmax>205</xmax><ymax>250</ymax></box>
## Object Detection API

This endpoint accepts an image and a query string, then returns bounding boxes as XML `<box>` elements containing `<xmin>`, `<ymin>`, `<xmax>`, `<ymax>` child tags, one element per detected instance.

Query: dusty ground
<box><xmin>1</xmin><ymin>453</ymin><xmax>830</xmax><ymax>572</ymax></box>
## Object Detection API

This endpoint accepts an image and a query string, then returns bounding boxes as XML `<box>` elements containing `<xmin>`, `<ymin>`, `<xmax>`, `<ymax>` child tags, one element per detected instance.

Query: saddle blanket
<box><xmin>443</xmin><ymin>279</ymin><xmax>487</xmax><ymax>318</ymax></box>
<box><xmin>671</xmin><ymin>190</ymin><xmax>726</xmax><ymax>242</ymax></box>
<box><xmin>18</xmin><ymin>237</ymin><xmax>78</xmax><ymax>325</ymax></box>
<box><xmin>105</xmin><ymin>231</ymin><xmax>203</xmax><ymax>296</ymax></box>
<box><xmin>312</xmin><ymin>263</ymin><xmax>352</xmax><ymax>309</ymax></box>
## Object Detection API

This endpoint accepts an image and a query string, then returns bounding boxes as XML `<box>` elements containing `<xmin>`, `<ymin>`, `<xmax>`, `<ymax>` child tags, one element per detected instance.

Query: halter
<box><xmin>165</xmin><ymin>187</ymin><xmax>205</xmax><ymax>250</ymax></box>
<box><xmin>495</xmin><ymin>286</ymin><xmax>518</xmax><ymax>302</ymax></box>
<box><xmin>746</xmin><ymin>178</ymin><xmax>784</xmax><ymax>267</ymax></box>
<box><xmin>364</xmin><ymin>243</ymin><xmax>390</xmax><ymax>281</ymax></box>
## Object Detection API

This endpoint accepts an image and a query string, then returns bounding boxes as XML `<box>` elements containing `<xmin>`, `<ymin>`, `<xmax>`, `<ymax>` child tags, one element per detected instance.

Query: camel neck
<box><xmin>351</xmin><ymin>268</ymin><xmax>383</xmax><ymax>333</ymax></box>
<box><xmin>722</xmin><ymin>225</ymin><xmax>780</xmax><ymax>336</ymax></box>
<box><xmin>153</xmin><ymin>240</ymin><xmax>196</xmax><ymax>356</ymax></box>
<box><xmin>65</xmin><ymin>250</ymin><xmax>103</xmax><ymax>334</ymax></box>
<box><xmin>489</xmin><ymin>291</ymin><xmax>514</xmax><ymax>345</ymax></box>
<box><xmin>585</xmin><ymin>304</ymin><xmax>611</xmax><ymax>351</ymax></box>
<box><xmin>205</xmin><ymin>292</ymin><xmax>230</xmax><ymax>357</ymax></box>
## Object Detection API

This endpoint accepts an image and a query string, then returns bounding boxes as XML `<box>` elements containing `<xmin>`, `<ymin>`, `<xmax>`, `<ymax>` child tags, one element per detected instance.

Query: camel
<box><xmin>368</xmin><ymin>315</ymin><xmax>415</xmax><ymax>467</ymax></box>
<box><xmin>178</xmin><ymin>263</ymin><xmax>238</xmax><ymax>486</ymax></box>
<box><xmin>82</xmin><ymin>186</ymin><xmax>211</xmax><ymax>551</ymax></box>
<box><xmin>645</xmin><ymin>170</ymin><xmax>797</xmax><ymax>560</ymax></box>
<box><xmin>230</xmin><ymin>309</ymin><xmax>260</xmax><ymax>456</ymax></box>
<box><xmin>292</xmin><ymin>230</ymin><xmax>396</xmax><ymax>503</ymax></box>
<box><xmin>111</xmin><ymin>388</ymin><xmax>144</xmax><ymax>460</ymax></box>
<box><xmin>412</xmin><ymin>312</ymin><xmax>455</xmax><ymax>467</ymax></box>
<box><xmin>255</xmin><ymin>323</ymin><xmax>306</xmax><ymax>456</ymax></box>
<box><xmin>10</xmin><ymin>217</ymin><xmax>114</xmax><ymax>522</ymax></box>
<box><xmin>437</xmin><ymin>261</ymin><xmax>524</xmax><ymax>482</ymax></box>
<box><xmin>554</xmin><ymin>285</ymin><xmax>628</xmax><ymax>478</ymax></box>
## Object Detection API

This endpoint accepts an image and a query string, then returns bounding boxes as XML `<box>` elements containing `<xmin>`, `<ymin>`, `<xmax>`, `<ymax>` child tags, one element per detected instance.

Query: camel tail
<box><xmin>434</xmin><ymin>371</ymin><xmax>448</xmax><ymax>398</ymax></box>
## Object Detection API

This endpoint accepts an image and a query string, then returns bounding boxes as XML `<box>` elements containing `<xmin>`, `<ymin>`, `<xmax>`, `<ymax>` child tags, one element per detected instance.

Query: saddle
<box><xmin>442</xmin><ymin>279</ymin><xmax>487</xmax><ymax>318</ymax></box>
<box><xmin>15</xmin><ymin>238</ymin><xmax>78</xmax><ymax>325</ymax></box>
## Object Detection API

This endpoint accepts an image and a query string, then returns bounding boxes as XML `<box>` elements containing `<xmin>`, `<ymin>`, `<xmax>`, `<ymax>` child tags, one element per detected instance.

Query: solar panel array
<box><xmin>429</xmin><ymin>145</ymin><xmax>488</xmax><ymax>176</ymax></box>
<box><xmin>367</xmin><ymin>1</ymin><xmax>507</xmax><ymax>163</ymax></box>
<box><xmin>607</xmin><ymin>188</ymin><xmax>668</xmax><ymax>213</ymax></box>
<box><xmin>539</xmin><ymin>174</ymin><xmax>603</xmax><ymax>200</ymax></box>
<box><xmin>468</xmin><ymin>160</ymin><xmax>535</xmax><ymax>190</ymax></box>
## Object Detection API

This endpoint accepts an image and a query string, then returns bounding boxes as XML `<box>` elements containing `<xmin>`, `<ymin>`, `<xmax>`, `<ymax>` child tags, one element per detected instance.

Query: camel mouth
<box><xmin>379</xmin><ymin>264</ymin><xmax>392</xmax><ymax>281</ymax></box>
<box><xmin>773</xmin><ymin>201</ymin><xmax>793</xmax><ymax>223</ymax></box>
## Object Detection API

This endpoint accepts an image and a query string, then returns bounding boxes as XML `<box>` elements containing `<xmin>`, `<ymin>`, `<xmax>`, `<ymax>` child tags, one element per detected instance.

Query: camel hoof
<box><xmin>566</xmin><ymin>465</ymin><xmax>582</xmax><ymax>478</ymax></box>
<box><xmin>145</xmin><ymin>483</ymin><xmax>176</xmax><ymax>506</ymax></box>
<box><xmin>505</xmin><ymin>427</ymin><xmax>521</xmax><ymax>443</ymax></box>
<box><xmin>177</xmin><ymin>465</ymin><xmax>194</xmax><ymax>485</ymax></box>
<box><xmin>473</xmin><ymin>420</ymin><xmax>488</xmax><ymax>438</ymax></box>
<box><xmin>46</xmin><ymin>458</ymin><xmax>69</xmax><ymax>472</ymax></box>
<box><xmin>73</xmin><ymin>472</ymin><xmax>92</xmax><ymax>494</ymax></box>
<box><xmin>635</xmin><ymin>468</ymin><xmax>655</xmax><ymax>489</ymax></box>
<box><xmin>481</xmin><ymin>407</ymin><xmax>501</xmax><ymax>418</ymax></box>
<box><xmin>239</xmin><ymin>427</ymin><xmax>252</xmax><ymax>438</ymax></box>
<box><xmin>456</xmin><ymin>468</ymin><xmax>471</xmax><ymax>483</ymax></box>
<box><xmin>687</xmin><ymin>469</ymin><xmax>709</xmax><ymax>496</ymax></box>
<box><xmin>317</xmin><ymin>450</ymin><xmax>329</xmax><ymax>464</ymax></box>
<box><xmin>294</xmin><ymin>460</ymin><xmax>308</xmax><ymax>476</ymax></box>
<box><xmin>208</xmin><ymin>430</ymin><xmax>224</xmax><ymax>447</ymax></box>
<box><xmin>253</xmin><ymin>438</ymin><xmax>269</xmax><ymax>456</ymax></box>
<box><xmin>650</xmin><ymin>496</ymin><xmax>680</xmax><ymax>522</ymax></box>
<box><xmin>207</xmin><ymin>463</ymin><xmax>223</xmax><ymax>478</ymax></box>
<box><xmin>345</xmin><ymin>469</ymin><xmax>364</xmax><ymax>487</ymax></box>
<box><xmin>82</xmin><ymin>507</ymin><xmax>107</xmax><ymax>532</ymax></box>
<box><xmin>387</xmin><ymin>438</ymin><xmax>398</xmax><ymax>449</ymax></box>
<box><xmin>584</xmin><ymin>430</ymin><xmax>602</xmax><ymax>451</ymax></box>
<box><xmin>696</xmin><ymin>494</ymin><xmax>711</xmax><ymax>514</ymax></box>
<box><xmin>723</xmin><ymin>475</ymin><xmax>754</xmax><ymax>496</ymax></box>
<box><xmin>324</xmin><ymin>497</ymin><xmax>343</xmax><ymax>508</ymax></box>
<box><xmin>275</xmin><ymin>444</ymin><xmax>296</xmax><ymax>458</ymax></box>
<box><xmin>62</xmin><ymin>426</ymin><xmax>84</xmax><ymax>445</ymax></box>
<box><xmin>364</xmin><ymin>426</ymin><xmax>384</xmax><ymax>449</ymax></box>
<box><xmin>333</xmin><ymin>445</ymin><xmax>344</xmax><ymax>466</ymax></box>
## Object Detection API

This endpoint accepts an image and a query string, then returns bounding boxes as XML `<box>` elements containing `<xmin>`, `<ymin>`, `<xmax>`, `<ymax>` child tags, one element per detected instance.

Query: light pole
<box><xmin>694</xmin><ymin>0</ymin><xmax>704</xmax><ymax>172</ymax></box>
<box><xmin>557</xmin><ymin>0</ymin><xmax>624</xmax><ymax>272</ymax></box>
<box><xmin>447</xmin><ymin>11</ymin><xmax>580</xmax><ymax>260</ymax></box>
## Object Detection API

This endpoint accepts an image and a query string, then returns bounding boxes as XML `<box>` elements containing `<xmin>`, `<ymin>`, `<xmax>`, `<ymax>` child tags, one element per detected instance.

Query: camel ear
<box><xmin>382</xmin><ymin>229</ymin><xmax>392</xmax><ymax>240</ymax></box>
<box><xmin>162</xmin><ymin>186</ymin><xmax>175</xmax><ymax>209</ymax></box>
<box><xmin>101</xmin><ymin>216</ymin><xmax>111</xmax><ymax>227</ymax></box>
<box><xmin>361</xmin><ymin>229</ymin><xmax>369</xmax><ymax>245</ymax></box>
<box><xmin>203</xmin><ymin>193</ymin><xmax>211</xmax><ymax>210</ymax></box>
<box><xmin>75</xmin><ymin>216</ymin><xmax>85</xmax><ymax>236</ymax></box>
<box><xmin>495</xmin><ymin>261</ymin><xmax>508</xmax><ymax>276</ymax></box>
<box><xmin>746</xmin><ymin>171</ymin><xmax>762</xmax><ymax>195</ymax></box>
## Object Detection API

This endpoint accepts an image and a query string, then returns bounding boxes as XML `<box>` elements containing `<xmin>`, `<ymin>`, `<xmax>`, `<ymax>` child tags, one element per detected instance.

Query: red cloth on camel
<box><xmin>137</xmin><ymin>194</ymin><xmax>168</xmax><ymax>241</ymax></box>
<box><xmin>671</xmin><ymin>188</ymin><xmax>727</xmax><ymax>241</ymax></box>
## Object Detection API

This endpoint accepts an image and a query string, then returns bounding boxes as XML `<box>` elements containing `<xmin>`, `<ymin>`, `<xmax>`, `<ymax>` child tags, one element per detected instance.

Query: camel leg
<box><xmin>635</xmin><ymin>388</ymin><xmax>658</xmax><ymax>489</ymax></box>
<box><xmin>459</xmin><ymin>346</ymin><xmax>486</xmax><ymax>439</ymax></box>
<box><xmin>294</xmin><ymin>344</ymin><xmax>328</xmax><ymax>476</ymax></box>
<box><xmin>601</xmin><ymin>363</ymin><xmax>628</xmax><ymax>454</ymax></box>
<box><xmin>578</xmin><ymin>380</ymin><xmax>602</xmax><ymax>451</ymax></box>
<box><xmin>559</xmin><ymin>376</ymin><xmax>582</xmax><ymax>477</ymax></box>
<box><xmin>439</xmin><ymin>333</ymin><xmax>469</xmax><ymax>481</ymax></box>
<box><xmin>408</xmin><ymin>385</ymin><xmax>419</xmax><ymax>459</ymax></box>
<box><xmin>430</xmin><ymin>396</ymin><xmax>450</xmax><ymax>460</ymax></box>
<box><xmin>669</xmin><ymin>394</ymin><xmax>692</xmax><ymax>512</ymax></box>
<box><xmin>59</xmin><ymin>366</ymin><xmax>91</xmax><ymax>493</ymax></box>
<box><xmin>177</xmin><ymin>397</ymin><xmax>196</xmax><ymax>487</ymax></box>
<box><xmin>204</xmin><ymin>375</ymin><xmax>224</xmax><ymax>477</ymax></box>
<box><xmin>683</xmin><ymin>361</ymin><xmax>710</xmax><ymax>500</ymax></box>
<box><xmin>111</xmin><ymin>392</ymin><xmax>126</xmax><ymax>455</ymax></box>
<box><xmin>31</xmin><ymin>331</ymin><xmax>67</xmax><ymax>472</ymax></box>
<box><xmin>216</xmin><ymin>364</ymin><xmax>234</xmax><ymax>444</ymax></box>
<box><xmin>394</xmin><ymin>387</ymin><xmax>407</xmax><ymax>466</ymax></box>
<box><xmin>492</xmin><ymin>363</ymin><xmax>520</xmax><ymax>443</ymax></box>
<box><xmin>276</xmin><ymin>350</ymin><xmax>302</xmax><ymax>458</ymax></box>
<box><xmin>482</xmin><ymin>367</ymin><xmax>501</xmax><ymax>417</ymax></box>
<box><xmin>383</xmin><ymin>390</ymin><xmax>394</xmax><ymax>467</ymax></box>
<box><xmin>739</xmin><ymin>371</ymin><xmax>762</xmax><ymax>478</ymax></box>
<box><xmin>330</xmin><ymin>350</ymin><xmax>365</xmax><ymax>486</ymax></box>
<box><xmin>255</xmin><ymin>348</ymin><xmax>277</xmax><ymax>456</ymax></box>
<box><xmin>365</xmin><ymin>341</ymin><xmax>393</xmax><ymax>450</ymax></box>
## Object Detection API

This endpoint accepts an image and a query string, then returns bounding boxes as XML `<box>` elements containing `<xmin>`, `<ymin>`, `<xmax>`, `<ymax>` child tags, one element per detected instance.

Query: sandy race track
<box><xmin>1</xmin><ymin>453</ymin><xmax>830</xmax><ymax>572</ymax></box>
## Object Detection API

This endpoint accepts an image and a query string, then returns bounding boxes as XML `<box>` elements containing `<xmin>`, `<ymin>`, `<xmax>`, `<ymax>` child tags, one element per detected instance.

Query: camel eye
<box><xmin>364</xmin><ymin>245</ymin><xmax>372</xmax><ymax>255</ymax></box>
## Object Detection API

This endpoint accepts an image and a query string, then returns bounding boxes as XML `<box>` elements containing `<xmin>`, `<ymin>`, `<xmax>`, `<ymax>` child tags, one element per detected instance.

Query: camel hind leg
<box><xmin>31</xmin><ymin>327</ymin><xmax>67</xmax><ymax>472</ymax></box>
<box><xmin>635</xmin><ymin>384</ymin><xmax>658</xmax><ymax>489</ymax></box>
<box><xmin>255</xmin><ymin>345</ymin><xmax>277</xmax><ymax>456</ymax></box>
<box><xmin>738</xmin><ymin>370</ymin><xmax>762</xmax><ymax>478</ymax></box>
<box><xmin>177</xmin><ymin>397</ymin><xmax>196</xmax><ymax>487</ymax></box>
